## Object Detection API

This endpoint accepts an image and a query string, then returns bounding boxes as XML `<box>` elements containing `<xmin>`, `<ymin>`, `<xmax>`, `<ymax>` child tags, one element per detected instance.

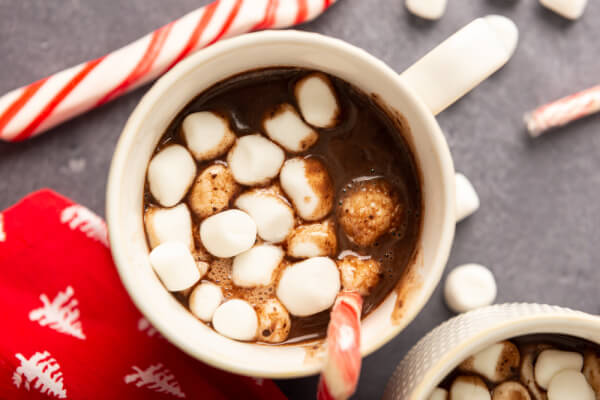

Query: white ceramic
<box><xmin>107</xmin><ymin>18</ymin><xmax>516</xmax><ymax>378</ymax></box>
<box><xmin>383</xmin><ymin>303</ymin><xmax>600</xmax><ymax>399</ymax></box>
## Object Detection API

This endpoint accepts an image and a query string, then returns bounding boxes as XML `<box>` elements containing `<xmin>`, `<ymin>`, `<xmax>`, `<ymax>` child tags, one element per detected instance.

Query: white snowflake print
<box><xmin>124</xmin><ymin>363</ymin><xmax>186</xmax><ymax>398</ymax></box>
<box><xmin>29</xmin><ymin>286</ymin><xmax>86</xmax><ymax>340</ymax></box>
<box><xmin>138</xmin><ymin>317</ymin><xmax>164</xmax><ymax>339</ymax></box>
<box><xmin>12</xmin><ymin>351</ymin><xmax>67</xmax><ymax>399</ymax></box>
<box><xmin>60</xmin><ymin>205</ymin><xmax>108</xmax><ymax>247</ymax></box>
<box><xmin>0</xmin><ymin>213</ymin><xmax>5</xmax><ymax>242</ymax></box>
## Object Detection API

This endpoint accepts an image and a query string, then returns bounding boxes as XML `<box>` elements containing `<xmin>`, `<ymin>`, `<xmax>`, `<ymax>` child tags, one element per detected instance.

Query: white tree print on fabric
<box><xmin>12</xmin><ymin>351</ymin><xmax>67</xmax><ymax>399</ymax></box>
<box><xmin>60</xmin><ymin>204</ymin><xmax>108</xmax><ymax>247</ymax></box>
<box><xmin>138</xmin><ymin>317</ymin><xmax>163</xmax><ymax>339</ymax></box>
<box><xmin>0</xmin><ymin>213</ymin><xmax>6</xmax><ymax>242</ymax></box>
<box><xmin>29</xmin><ymin>286</ymin><xmax>86</xmax><ymax>340</ymax></box>
<box><xmin>124</xmin><ymin>363</ymin><xmax>186</xmax><ymax>398</ymax></box>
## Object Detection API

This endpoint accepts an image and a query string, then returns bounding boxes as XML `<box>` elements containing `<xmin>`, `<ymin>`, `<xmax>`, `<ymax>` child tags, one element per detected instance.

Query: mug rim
<box><xmin>107</xmin><ymin>30</ymin><xmax>456</xmax><ymax>377</ymax></box>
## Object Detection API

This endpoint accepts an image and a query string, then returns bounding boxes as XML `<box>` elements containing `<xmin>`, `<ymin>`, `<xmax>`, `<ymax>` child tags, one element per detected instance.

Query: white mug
<box><xmin>107</xmin><ymin>16</ymin><xmax>517</xmax><ymax>378</ymax></box>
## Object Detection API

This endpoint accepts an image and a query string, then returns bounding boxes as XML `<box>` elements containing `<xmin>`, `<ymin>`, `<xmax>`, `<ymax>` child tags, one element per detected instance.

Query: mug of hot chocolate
<box><xmin>107</xmin><ymin>17</ymin><xmax>518</xmax><ymax>377</ymax></box>
<box><xmin>383</xmin><ymin>303</ymin><xmax>600</xmax><ymax>400</ymax></box>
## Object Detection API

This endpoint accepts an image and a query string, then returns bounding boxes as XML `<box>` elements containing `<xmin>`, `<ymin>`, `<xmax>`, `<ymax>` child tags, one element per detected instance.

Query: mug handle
<box><xmin>399</xmin><ymin>15</ymin><xmax>518</xmax><ymax>116</ymax></box>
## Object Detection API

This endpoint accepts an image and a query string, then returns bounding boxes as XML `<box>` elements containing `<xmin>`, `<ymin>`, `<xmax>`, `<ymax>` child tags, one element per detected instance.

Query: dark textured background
<box><xmin>1</xmin><ymin>1</ymin><xmax>599</xmax><ymax>398</ymax></box>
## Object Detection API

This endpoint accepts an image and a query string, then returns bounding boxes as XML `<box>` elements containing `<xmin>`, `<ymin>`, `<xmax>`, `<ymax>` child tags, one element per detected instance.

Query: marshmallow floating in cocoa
<box><xmin>428</xmin><ymin>388</ymin><xmax>448</xmax><ymax>400</ymax></box>
<box><xmin>199</xmin><ymin>209</ymin><xmax>257</xmax><ymax>258</ymax></box>
<box><xmin>256</xmin><ymin>298</ymin><xmax>291</xmax><ymax>343</ymax></box>
<box><xmin>147</xmin><ymin>145</ymin><xmax>197</xmax><ymax>207</ymax></box>
<box><xmin>337</xmin><ymin>253</ymin><xmax>382</xmax><ymax>296</ymax></box>
<box><xmin>264</xmin><ymin>103</ymin><xmax>318</xmax><ymax>153</ymax></box>
<box><xmin>455</xmin><ymin>173</ymin><xmax>480</xmax><ymax>222</ymax></box>
<box><xmin>583</xmin><ymin>350</ymin><xmax>600</xmax><ymax>396</ymax></box>
<box><xmin>520</xmin><ymin>344</ymin><xmax>552</xmax><ymax>400</ymax></box>
<box><xmin>279</xmin><ymin>157</ymin><xmax>334</xmax><ymax>221</ymax></box>
<box><xmin>534</xmin><ymin>349</ymin><xmax>583</xmax><ymax>389</ymax></box>
<box><xmin>295</xmin><ymin>73</ymin><xmax>340</xmax><ymax>128</ymax></box>
<box><xmin>286</xmin><ymin>220</ymin><xmax>337</xmax><ymax>258</ymax></box>
<box><xmin>540</xmin><ymin>0</ymin><xmax>588</xmax><ymax>20</ymax></box>
<box><xmin>212</xmin><ymin>299</ymin><xmax>258</xmax><ymax>341</ymax></box>
<box><xmin>449</xmin><ymin>376</ymin><xmax>491</xmax><ymax>400</ymax></box>
<box><xmin>547</xmin><ymin>369</ymin><xmax>595</xmax><ymax>400</ymax></box>
<box><xmin>337</xmin><ymin>178</ymin><xmax>402</xmax><ymax>247</ymax></box>
<box><xmin>276</xmin><ymin>257</ymin><xmax>340</xmax><ymax>317</ymax></box>
<box><xmin>182</xmin><ymin>111</ymin><xmax>236</xmax><ymax>161</ymax></box>
<box><xmin>227</xmin><ymin>134</ymin><xmax>285</xmax><ymax>186</ymax></box>
<box><xmin>189</xmin><ymin>282</ymin><xmax>223</xmax><ymax>322</ymax></box>
<box><xmin>144</xmin><ymin>204</ymin><xmax>194</xmax><ymax>250</ymax></box>
<box><xmin>491</xmin><ymin>381</ymin><xmax>531</xmax><ymax>400</ymax></box>
<box><xmin>459</xmin><ymin>341</ymin><xmax>520</xmax><ymax>383</ymax></box>
<box><xmin>234</xmin><ymin>188</ymin><xmax>294</xmax><ymax>243</ymax></box>
<box><xmin>444</xmin><ymin>263</ymin><xmax>497</xmax><ymax>313</ymax></box>
<box><xmin>405</xmin><ymin>0</ymin><xmax>447</xmax><ymax>20</ymax></box>
<box><xmin>232</xmin><ymin>244</ymin><xmax>284</xmax><ymax>288</ymax></box>
<box><xmin>149</xmin><ymin>242</ymin><xmax>200</xmax><ymax>291</ymax></box>
<box><xmin>189</xmin><ymin>163</ymin><xmax>240</xmax><ymax>219</ymax></box>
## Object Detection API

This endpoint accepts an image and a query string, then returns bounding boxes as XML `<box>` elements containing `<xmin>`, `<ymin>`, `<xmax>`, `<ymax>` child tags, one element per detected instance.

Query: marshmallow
<box><xmin>256</xmin><ymin>298</ymin><xmax>291</xmax><ymax>343</ymax></box>
<box><xmin>227</xmin><ymin>134</ymin><xmax>285</xmax><ymax>186</ymax></box>
<box><xmin>428</xmin><ymin>388</ymin><xmax>448</xmax><ymax>400</ymax></box>
<box><xmin>535</xmin><ymin>349</ymin><xmax>583</xmax><ymax>389</ymax></box>
<box><xmin>449</xmin><ymin>376</ymin><xmax>491</xmax><ymax>400</ymax></box>
<box><xmin>583</xmin><ymin>350</ymin><xmax>600</xmax><ymax>396</ymax></box>
<box><xmin>144</xmin><ymin>204</ymin><xmax>194</xmax><ymax>250</ymax></box>
<box><xmin>540</xmin><ymin>0</ymin><xmax>588</xmax><ymax>20</ymax></box>
<box><xmin>149</xmin><ymin>242</ymin><xmax>200</xmax><ymax>291</ymax></box>
<box><xmin>212</xmin><ymin>299</ymin><xmax>258</xmax><ymax>341</ymax></box>
<box><xmin>337</xmin><ymin>254</ymin><xmax>382</xmax><ymax>296</ymax></box>
<box><xmin>189</xmin><ymin>282</ymin><xmax>223</xmax><ymax>322</ymax></box>
<box><xmin>189</xmin><ymin>163</ymin><xmax>240</xmax><ymax>219</ymax></box>
<box><xmin>199</xmin><ymin>209</ymin><xmax>257</xmax><ymax>258</ymax></box>
<box><xmin>337</xmin><ymin>178</ymin><xmax>402</xmax><ymax>247</ymax></box>
<box><xmin>286</xmin><ymin>220</ymin><xmax>337</xmax><ymax>258</ymax></box>
<box><xmin>455</xmin><ymin>173</ymin><xmax>480</xmax><ymax>222</ymax></box>
<box><xmin>232</xmin><ymin>244</ymin><xmax>284</xmax><ymax>287</ymax></box>
<box><xmin>234</xmin><ymin>188</ymin><xmax>295</xmax><ymax>243</ymax></box>
<box><xmin>547</xmin><ymin>369</ymin><xmax>595</xmax><ymax>400</ymax></box>
<box><xmin>264</xmin><ymin>103</ymin><xmax>318</xmax><ymax>153</ymax></box>
<box><xmin>276</xmin><ymin>257</ymin><xmax>341</xmax><ymax>317</ymax></box>
<box><xmin>459</xmin><ymin>341</ymin><xmax>520</xmax><ymax>383</ymax></box>
<box><xmin>444</xmin><ymin>263</ymin><xmax>497</xmax><ymax>313</ymax></box>
<box><xmin>147</xmin><ymin>145</ymin><xmax>197</xmax><ymax>207</ymax></box>
<box><xmin>279</xmin><ymin>157</ymin><xmax>334</xmax><ymax>221</ymax></box>
<box><xmin>182</xmin><ymin>111</ymin><xmax>236</xmax><ymax>161</ymax></box>
<box><xmin>405</xmin><ymin>0</ymin><xmax>447</xmax><ymax>20</ymax></box>
<box><xmin>491</xmin><ymin>382</ymin><xmax>531</xmax><ymax>400</ymax></box>
<box><xmin>295</xmin><ymin>73</ymin><xmax>340</xmax><ymax>128</ymax></box>
<box><xmin>520</xmin><ymin>344</ymin><xmax>553</xmax><ymax>400</ymax></box>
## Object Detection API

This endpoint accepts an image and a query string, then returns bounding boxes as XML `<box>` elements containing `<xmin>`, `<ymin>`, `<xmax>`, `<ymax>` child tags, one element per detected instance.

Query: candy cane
<box><xmin>0</xmin><ymin>0</ymin><xmax>337</xmax><ymax>142</ymax></box>
<box><xmin>317</xmin><ymin>291</ymin><xmax>363</xmax><ymax>400</ymax></box>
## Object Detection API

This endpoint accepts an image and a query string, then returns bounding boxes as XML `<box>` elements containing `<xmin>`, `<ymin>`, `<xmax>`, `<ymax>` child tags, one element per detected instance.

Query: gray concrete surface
<box><xmin>2</xmin><ymin>0</ymin><xmax>599</xmax><ymax>398</ymax></box>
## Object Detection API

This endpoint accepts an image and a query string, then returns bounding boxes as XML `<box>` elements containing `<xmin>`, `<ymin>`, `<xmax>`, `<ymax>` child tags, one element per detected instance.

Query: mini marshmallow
<box><xmin>149</xmin><ymin>242</ymin><xmax>200</xmax><ymax>291</ymax></box>
<box><xmin>337</xmin><ymin>254</ymin><xmax>382</xmax><ymax>296</ymax></box>
<box><xmin>212</xmin><ymin>299</ymin><xmax>258</xmax><ymax>341</ymax></box>
<box><xmin>520</xmin><ymin>344</ymin><xmax>553</xmax><ymax>400</ymax></box>
<box><xmin>449</xmin><ymin>376</ymin><xmax>491</xmax><ymax>400</ymax></box>
<box><xmin>547</xmin><ymin>369</ymin><xmax>595</xmax><ymax>400</ymax></box>
<box><xmin>147</xmin><ymin>145</ymin><xmax>197</xmax><ymax>207</ymax></box>
<box><xmin>295</xmin><ymin>73</ymin><xmax>340</xmax><ymax>128</ymax></box>
<box><xmin>232</xmin><ymin>244</ymin><xmax>284</xmax><ymax>287</ymax></box>
<box><xmin>199</xmin><ymin>209</ymin><xmax>257</xmax><ymax>258</ymax></box>
<box><xmin>540</xmin><ymin>0</ymin><xmax>588</xmax><ymax>20</ymax></box>
<box><xmin>444</xmin><ymin>263</ymin><xmax>497</xmax><ymax>313</ymax></box>
<box><xmin>182</xmin><ymin>111</ymin><xmax>236</xmax><ymax>161</ymax></box>
<box><xmin>428</xmin><ymin>388</ymin><xmax>448</xmax><ymax>400</ymax></box>
<box><xmin>276</xmin><ymin>257</ymin><xmax>340</xmax><ymax>317</ymax></box>
<box><xmin>256</xmin><ymin>298</ymin><xmax>291</xmax><ymax>343</ymax></box>
<box><xmin>455</xmin><ymin>173</ymin><xmax>480</xmax><ymax>222</ymax></box>
<box><xmin>235</xmin><ymin>188</ymin><xmax>295</xmax><ymax>243</ymax></box>
<box><xmin>583</xmin><ymin>350</ymin><xmax>600</xmax><ymax>396</ymax></box>
<box><xmin>144</xmin><ymin>204</ymin><xmax>194</xmax><ymax>250</ymax></box>
<box><xmin>227</xmin><ymin>134</ymin><xmax>285</xmax><ymax>186</ymax></box>
<box><xmin>406</xmin><ymin>0</ymin><xmax>447</xmax><ymax>20</ymax></box>
<box><xmin>189</xmin><ymin>163</ymin><xmax>240</xmax><ymax>219</ymax></box>
<box><xmin>189</xmin><ymin>282</ymin><xmax>223</xmax><ymax>322</ymax></box>
<box><xmin>459</xmin><ymin>341</ymin><xmax>520</xmax><ymax>383</ymax></box>
<box><xmin>279</xmin><ymin>157</ymin><xmax>334</xmax><ymax>221</ymax></box>
<box><xmin>534</xmin><ymin>349</ymin><xmax>583</xmax><ymax>389</ymax></box>
<box><xmin>286</xmin><ymin>220</ymin><xmax>337</xmax><ymax>258</ymax></box>
<box><xmin>264</xmin><ymin>103</ymin><xmax>318</xmax><ymax>153</ymax></box>
<box><xmin>491</xmin><ymin>382</ymin><xmax>531</xmax><ymax>400</ymax></box>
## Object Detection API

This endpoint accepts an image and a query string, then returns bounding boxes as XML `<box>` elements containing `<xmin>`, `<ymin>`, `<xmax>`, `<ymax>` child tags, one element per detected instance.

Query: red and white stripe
<box><xmin>317</xmin><ymin>291</ymin><xmax>363</xmax><ymax>400</ymax></box>
<box><xmin>0</xmin><ymin>0</ymin><xmax>337</xmax><ymax>142</ymax></box>
<box><xmin>525</xmin><ymin>84</ymin><xmax>600</xmax><ymax>137</ymax></box>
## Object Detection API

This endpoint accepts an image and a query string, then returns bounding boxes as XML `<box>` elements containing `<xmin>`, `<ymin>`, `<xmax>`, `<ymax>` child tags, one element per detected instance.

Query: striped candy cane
<box><xmin>0</xmin><ymin>0</ymin><xmax>337</xmax><ymax>142</ymax></box>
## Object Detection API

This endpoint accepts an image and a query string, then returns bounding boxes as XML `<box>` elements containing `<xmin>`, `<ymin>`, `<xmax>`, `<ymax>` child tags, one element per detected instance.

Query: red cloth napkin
<box><xmin>0</xmin><ymin>189</ymin><xmax>287</xmax><ymax>400</ymax></box>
